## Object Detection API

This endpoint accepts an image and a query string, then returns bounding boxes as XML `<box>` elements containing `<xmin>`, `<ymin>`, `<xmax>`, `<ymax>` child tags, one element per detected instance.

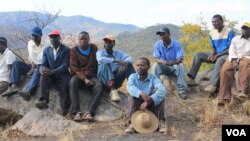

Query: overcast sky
<box><xmin>0</xmin><ymin>0</ymin><xmax>249</xmax><ymax>28</ymax></box>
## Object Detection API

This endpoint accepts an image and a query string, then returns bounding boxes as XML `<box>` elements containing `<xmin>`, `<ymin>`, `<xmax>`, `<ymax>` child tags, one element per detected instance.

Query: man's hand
<box><xmin>140</xmin><ymin>93</ymin><xmax>152</xmax><ymax>102</ymax></box>
<box><xmin>84</xmin><ymin>78</ymin><xmax>94</xmax><ymax>87</ymax></box>
<box><xmin>208</xmin><ymin>54</ymin><xmax>218</xmax><ymax>62</ymax></box>
<box><xmin>232</xmin><ymin>60</ymin><xmax>238</xmax><ymax>70</ymax></box>
<box><xmin>140</xmin><ymin>101</ymin><xmax>149</xmax><ymax>110</ymax></box>
<box><xmin>40</xmin><ymin>67</ymin><xmax>53</xmax><ymax>76</ymax></box>
<box><xmin>27</xmin><ymin>69</ymin><xmax>35</xmax><ymax>78</ymax></box>
<box><xmin>118</xmin><ymin>61</ymin><xmax>128</xmax><ymax>75</ymax></box>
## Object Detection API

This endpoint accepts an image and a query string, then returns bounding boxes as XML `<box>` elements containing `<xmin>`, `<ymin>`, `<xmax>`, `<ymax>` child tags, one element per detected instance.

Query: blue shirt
<box><xmin>127</xmin><ymin>73</ymin><xmax>166</xmax><ymax>106</ymax></box>
<box><xmin>77</xmin><ymin>44</ymin><xmax>91</xmax><ymax>56</ymax></box>
<box><xmin>153</xmin><ymin>39</ymin><xmax>184</xmax><ymax>61</ymax></box>
<box><xmin>209</xmin><ymin>26</ymin><xmax>235</xmax><ymax>54</ymax></box>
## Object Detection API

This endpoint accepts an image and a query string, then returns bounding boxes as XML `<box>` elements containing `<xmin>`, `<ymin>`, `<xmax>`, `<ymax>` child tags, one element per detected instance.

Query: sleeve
<box><xmin>175</xmin><ymin>41</ymin><xmax>184</xmax><ymax>60</ymax></box>
<box><xmin>6</xmin><ymin>51</ymin><xmax>16</xmax><ymax>65</ymax></box>
<box><xmin>126</xmin><ymin>73</ymin><xmax>142</xmax><ymax>98</ymax></box>
<box><xmin>150</xmin><ymin>76</ymin><xmax>167</xmax><ymax>105</ymax></box>
<box><xmin>41</xmin><ymin>47</ymin><xmax>49</xmax><ymax>67</ymax></box>
<box><xmin>228</xmin><ymin>37</ymin><xmax>237</xmax><ymax>61</ymax></box>
<box><xmin>96</xmin><ymin>49</ymin><xmax>114</xmax><ymax>64</ymax></box>
<box><xmin>227</xmin><ymin>30</ymin><xmax>235</xmax><ymax>48</ymax></box>
<box><xmin>69</xmin><ymin>48</ymin><xmax>87</xmax><ymax>80</ymax></box>
<box><xmin>118</xmin><ymin>50</ymin><xmax>133</xmax><ymax>64</ymax></box>
<box><xmin>153</xmin><ymin>42</ymin><xmax>161</xmax><ymax>58</ymax></box>
<box><xmin>27</xmin><ymin>41</ymin><xmax>33</xmax><ymax>63</ymax></box>
<box><xmin>52</xmin><ymin>47</ymin><xmax>70</xmax><ymax>75</ymax></box>
<box><xmin>209</xmin><ymin>35</ymin><xmax>216</xmax><ymax>50</ymax></box>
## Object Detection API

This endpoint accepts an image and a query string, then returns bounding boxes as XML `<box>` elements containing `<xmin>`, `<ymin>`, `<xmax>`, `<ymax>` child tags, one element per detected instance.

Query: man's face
<box><xmin>0</xmin><ymin>43</ymin><xmax>6</xmax><ymax>53</ymax></box>
<box><xmin>242</xmin><ymin>27</ymin><xmax>250</xmax><ymax>37</ymax></box>
<box><xmin>49</xmin><ymin>35</ymin><xmax>61</xmax><ymax>48</ymax></box>
<box><xmin>159</xmin><ymin>32</ymin><xmax>170</xmax><ymax>42</ymax></box>
<box><xmin>104</xmin><ymin>39</ymin><xmax>115</xmax><ymax>50</ymax></box>
<box><xmin>212</xmin><ymin>17</ymin><xmax>223</xmax><ymax>29</ymax></box>
<box><xmin>78</xmin><ymin>33</ymin><xmax>89</xmax><ymax>48</ymax></box>
<box><xmin>136</xmin><ymin>59</ymin><xmax>149</xmax><ymax>75</ymax></box>
<box><xmin>31</xmin><ymin>35</ymin><xmax>41</xmax><ymax>45</ymax></box>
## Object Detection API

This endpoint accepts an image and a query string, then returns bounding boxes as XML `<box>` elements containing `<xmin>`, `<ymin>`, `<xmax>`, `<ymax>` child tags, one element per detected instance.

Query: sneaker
<box><xmin>1</xmin><ymin>87</ymin><xmax>19</xmax><ymax>97</ymax></box>
<box><xmin>217</xmin><ymin>99</ymin><xmax>230</xmax><ymax>107</ymax></box>
<box><xmin>35</xmin><ymin>100</ymin><xmax>49</xmax><ymax>109</ymax></box>
<box><xmin>125</xmin><ymin>124</ymin><xmax>135</xmax><ymax>133</ymax></box>
<box><xmin>18</xmin><ymin>91</ymin><xmax>31</xmax><ymax>101</ymax></box>
<box><xmin>159</xmin><ymin>120</ymin><xmax>167</xmax><ymax>133</ymax></box>
<box><xmin>204</xmin><ymin>85</ymin><xmax>216</xmax><ymax>93</ymax></box>
<box><xmin>110</xmin><ymin>89</ymin><xmax>121</xmax><ymax>102</ymax></box>
<box><xmin>178</xmin><ymin>92</ymin><xmax>187</xmax><ymax>100</ymax></box>
<box><xmin>187</xmin><ymin>77</ymin><xmax>198</xmax><ymax>86</ymax></box>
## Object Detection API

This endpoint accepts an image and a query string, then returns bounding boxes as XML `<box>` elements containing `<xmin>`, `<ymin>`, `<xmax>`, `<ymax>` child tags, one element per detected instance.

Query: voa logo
<box><xmin>226</xmin><ymin>129</ymin><xmax>246</xmax><ymax>136</ymax></box>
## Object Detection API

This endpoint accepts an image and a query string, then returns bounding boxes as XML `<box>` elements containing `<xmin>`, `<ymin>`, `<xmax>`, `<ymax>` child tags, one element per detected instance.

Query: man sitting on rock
<box><xmin>35</xmin><ymin>30</ymin><xmax>70</xmax><ymax>116</ymax></box>
<box><xmin>153</xmin><ymin>27</ymin><xmax>187</xmax><ymax>100</ymax></box>
<box><xmin>69</xmin><ymin>31</ymin><xmax>103</xmax><ymax>121</ymax></box>
<box><xmin>218</xmin><ymin>23</ymin><xmax>250</xmax><ymax>106</ymax></box>
<box><xmin>187</xmin><ymin>14</ymin><xmax>235</xmax><ymax>94</ymax></box>
<box><xmin>2</xmin><ymin>27</ymin><xmax>45</xmax><ymax>100</ymax></box>
<box><xmin>0</xmin><ymin>37</ymin><xmax>16</xmax><ymax>94</ymax></box>
<box><xmin>97</xmin><ymin>35</ymin><xmax>135</xmax><ymax>102</ymax></box>
<box><xmin>125</xmin><ymin>57</ymin><xmax>167</xmax><ymax>133</ymax></box>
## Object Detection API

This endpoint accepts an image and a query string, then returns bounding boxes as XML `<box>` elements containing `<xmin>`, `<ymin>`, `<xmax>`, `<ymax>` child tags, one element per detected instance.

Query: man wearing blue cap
<box><xmin>2</xmin><ymin>27</ymin><xmax>45</xmax><ymax>100</ymax></box>
<box><xmin>153</xmin><ymin>27</ymin><xmax>188</xmax><ymax>100</ymax></box>
<box><xmin>0</xmin><ymin>37</ymin><xmax>16</xmax><ymax>95</ymax></box>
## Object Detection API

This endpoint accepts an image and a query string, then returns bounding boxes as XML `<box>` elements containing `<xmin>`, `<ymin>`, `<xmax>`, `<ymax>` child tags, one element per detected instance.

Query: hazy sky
<box><xmin>1</xmin><ymin>0</ymin><xmax>249</xmax><ymax>28</ymax></box>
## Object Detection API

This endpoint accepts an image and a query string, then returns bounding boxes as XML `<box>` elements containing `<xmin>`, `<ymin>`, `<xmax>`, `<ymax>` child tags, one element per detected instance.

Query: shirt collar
<box><xmin>136</xmin><ymin>73</ymin><xmax>150</xmax><ymax>81</ymax></box>
<box><xmin>51</xmin><ymin>43</ymin><xmax>61</xmax><ymax>52</ymax></box>
<box><xmin>162</xmin><ymin>39</ymin><xmax>173</xmax><ymax>48</ymax></box>
<box><xmin>2</xmin><ymin>48</ymin><xmax>9</xmax><ymax>56</ymax></box>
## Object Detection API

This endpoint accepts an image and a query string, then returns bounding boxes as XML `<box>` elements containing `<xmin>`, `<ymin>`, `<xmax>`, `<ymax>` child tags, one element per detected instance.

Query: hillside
<box><xmin>115</xmin><ymin>24</ymin><xmax>181</xmax><ymax>59</ymax></box>
<box><xmin>0</xmin><ymin>11</ymin><xmax>140</xmax><ymax>38</ymax></box>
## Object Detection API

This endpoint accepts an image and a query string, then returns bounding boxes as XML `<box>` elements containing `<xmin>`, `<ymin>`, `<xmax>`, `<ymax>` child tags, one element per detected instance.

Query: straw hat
<box><xmin>131</xmin><ymin>110</ymin><xmax>159</xmax><ymax>133</ymax></box>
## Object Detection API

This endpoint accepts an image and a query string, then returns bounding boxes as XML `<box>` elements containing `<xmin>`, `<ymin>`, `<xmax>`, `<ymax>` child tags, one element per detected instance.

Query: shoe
<box><xmin>204</xmin><ymin>85</ymin><xmax>216</xmax><ymax>93</ymax></box>
<box><xmin>35</xmin><ymin>100</ymin><xmax>49</xmax><ymax>109</ymax></box>
<box><xmin>110</xmin><ymin>89</ymin><xmax>121</xmax><ymax>102</ymax></box>
<box><xmin>1</xmin><ymin>87</ymin><xmax>19</xmax><ymax>97</ymax></box>
<box><xmin>125</xmin><ymin>124</ymin><xmax>135</xmax><ymax>133</ymax></box>
<box><xmin>217</xmin><ymin>99</ymin><xmax>230</xmax><ymax>107</ymax></box>
<box><xmin>237</xmin><ymin>91</ymin><xmax>248</xmax><ymax>101</ymax></box>
<box><xmin>187</xmin><ymin>76</ymin><xmax>198</xmax><ymax>86</ymax></box>
<box><xmin>159</xmin><ymin>120</ymin><xmax>167</xmax><ymax>133</ymax></box>
<box><xmin>18</xmin><ymin>91</ymin><xmax>31</xmax><ymax>101</ymax></box>
<box><xmin>178</xmin><ymin>92</ymin><xmax>187</xmax><ymax>100</ymax></box>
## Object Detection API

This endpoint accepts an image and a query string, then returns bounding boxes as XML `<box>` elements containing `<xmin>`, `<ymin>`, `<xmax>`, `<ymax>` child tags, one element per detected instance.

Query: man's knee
<box><xmin>69</xmin><ymin>76</ymin><xmax>79</xmax><ymax>87</ymax></box>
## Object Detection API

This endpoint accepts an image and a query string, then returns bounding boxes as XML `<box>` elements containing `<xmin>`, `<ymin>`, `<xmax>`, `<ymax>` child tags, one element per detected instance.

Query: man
<box><xmin>125</xmin><ymin>57</ymin><xmax>167</xmax><ymax>133</ymax></box>
<box><xmin>3</xmin><ymin>27</ymin><xmax>44</xmax><ymax>100</ymax></box>
<box><xmin>0</xmin><ymin>37</ymin><xmax>16</xmax><ymax>94</ymax></box>
<box><xmin>35</xmin><ymin>30</ymin><xmax>70</xmax><ymax>115</ymax></box>
<box><xmin>187</xmin><ymin>14</ymin><xmax>235</xmax><ymax>94</ymax></box>
<box><xmin>69</xmin><ymin>31</ymin><xmax>103</xmax><ymax>121</ymax></box>
<box><xmin>154</xmin><ymin>27</ymin><xmax>188</xmax><ymax>99</ymax></box>
<box><xmin>218</xmin><ymin>23</ymin><xmax>250</xmax><ymax>106</ymax></box>
<box><xmin>97</xmin><ymin>35</ymin><xmax>135</xmax><ymax>102</ymax></box>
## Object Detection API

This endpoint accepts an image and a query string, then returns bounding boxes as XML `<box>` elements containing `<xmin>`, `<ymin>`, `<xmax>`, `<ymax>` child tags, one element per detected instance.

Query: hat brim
<box><xmin>131</xmin><ymin>110</ymin><xmax>159</xmax><ymax>134</ymax></box>
<box><xmin>156</xmin><ymin>31</ymin><xmax>164</xmax><ymax>35</ymax></box>
<box><xmin>31</xmin><ymin>33</ymin><xmax>42</xmax><ymax>37</ymax></box>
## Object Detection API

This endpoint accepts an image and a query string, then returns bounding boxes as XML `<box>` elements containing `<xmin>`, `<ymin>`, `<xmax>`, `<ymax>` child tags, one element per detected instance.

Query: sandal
<box><xmin>72</xmin><ymin>112</ymin><xmax>84</xmax><ymax>122</ymax></box>
<box><xmin>82</xmin><ymin>112</ymin><xmax>94</xmax><ymax>122</ymax></box>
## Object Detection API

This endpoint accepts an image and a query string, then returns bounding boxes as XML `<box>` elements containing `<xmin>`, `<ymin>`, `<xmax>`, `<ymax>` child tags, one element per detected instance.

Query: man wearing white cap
<box><xmin>218</xmin><ymin>23</ymin><xmax>250</xmax><ymax>106</ymax></box>
<box><xmin>97</xmin><ymin>35</ymin><xmax>135</xmax><ymax>102</ymax></box>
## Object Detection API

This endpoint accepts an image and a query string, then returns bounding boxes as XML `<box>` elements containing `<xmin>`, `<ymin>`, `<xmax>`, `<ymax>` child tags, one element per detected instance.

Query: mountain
<box><xmin>115</xmin><ymin>24</ymin><xmax>181</xmax><ymax>59</ymax></box>
<box><xmin>0</xmin><ymin>11</ymin><xmax>140</xmax><ymax>38</ymax></box>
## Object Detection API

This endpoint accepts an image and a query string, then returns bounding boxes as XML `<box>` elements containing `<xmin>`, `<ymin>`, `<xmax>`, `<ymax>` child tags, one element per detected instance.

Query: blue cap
<box><xmin>31</xmin><ymin>27</ymin><xmax>42</xmax><ymax>36</ymax></box>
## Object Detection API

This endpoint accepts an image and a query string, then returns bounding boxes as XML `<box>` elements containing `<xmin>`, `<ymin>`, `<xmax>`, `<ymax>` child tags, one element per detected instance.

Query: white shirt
<box><xmin>27</xmin><ymin>40</ymin><xmax>45</xmax><ymax>64</ymax></box>
<box><xmin>0</xmin><ymin>48</ymin><xmax>16</xmax><ymax>82</ymax></box>
<box><xmin>228</xmin><ymin>35</ymin><xmax>250</xmax><ymax>62</ymax></box>
<box><xmin>51</xmin><ymin>45</ymin><xmax>61</xmax><ymax>60</ymax></box>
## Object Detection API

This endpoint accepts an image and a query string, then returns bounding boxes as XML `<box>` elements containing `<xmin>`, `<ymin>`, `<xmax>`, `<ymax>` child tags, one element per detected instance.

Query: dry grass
<box><xmin>196</xmin><ymin>99</ymin><xmax>222</xmax><ymax>128</ymax></box>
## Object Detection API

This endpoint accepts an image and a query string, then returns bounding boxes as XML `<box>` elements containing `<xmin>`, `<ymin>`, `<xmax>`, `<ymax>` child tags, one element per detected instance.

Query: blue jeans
<box><xmin>10</xmin><ymin>61</ymin><xmax>41</xmax><ymax>93</ymax></box>
<box><xmin>97</xmin><ymin>63</ymin><xmax>135</xmax><ymax>89</ymax></box>
<box><xmin>154</xmin><ymin>63</ymin><xmax>187</xmax><ymax>93</ymax></box>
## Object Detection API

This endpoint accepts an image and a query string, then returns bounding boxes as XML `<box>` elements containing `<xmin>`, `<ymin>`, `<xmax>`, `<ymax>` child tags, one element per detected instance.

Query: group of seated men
<box><xmin>0</xmin><ymin>14</ymin><xmax>249</xmax><ymax>133</ymax></box>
